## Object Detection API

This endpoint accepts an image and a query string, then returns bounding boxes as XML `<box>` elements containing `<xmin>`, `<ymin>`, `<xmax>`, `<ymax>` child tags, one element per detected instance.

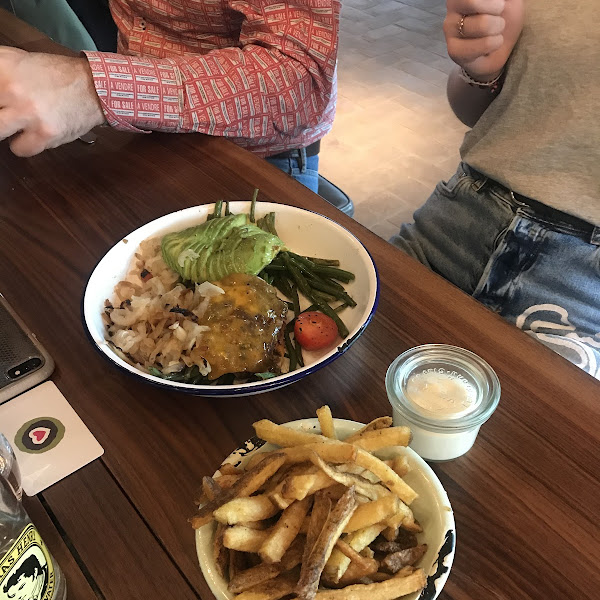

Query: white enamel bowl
<box><xmin>83</xmin><ymin>202</ymin><xmax>379</xmax><ymax>397</ymax></box>
<box><xmin>196</xmin><ymin>419</ymin><xmax>456</xmax><ymax>600</ymax></box>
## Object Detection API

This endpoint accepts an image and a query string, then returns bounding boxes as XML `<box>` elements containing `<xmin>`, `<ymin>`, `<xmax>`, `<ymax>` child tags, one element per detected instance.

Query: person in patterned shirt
<box><xmin>0</xmin><ymin>0</ymin><xmax>346</xmax><ymax>206</ymax></box>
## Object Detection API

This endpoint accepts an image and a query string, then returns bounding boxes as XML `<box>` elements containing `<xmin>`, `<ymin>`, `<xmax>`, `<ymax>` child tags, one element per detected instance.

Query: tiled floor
<box><xmin>320</xmin><ymin>0</ymin><xmax>467</xmax><ymax>239</ymax></box>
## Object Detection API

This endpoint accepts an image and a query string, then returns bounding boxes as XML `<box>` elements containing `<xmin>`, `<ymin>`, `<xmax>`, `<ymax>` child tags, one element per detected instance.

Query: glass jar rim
<box><xmin>386</xmin><ymin>344</ymin><xmax>501</xmax><ymax>433</ymax></box>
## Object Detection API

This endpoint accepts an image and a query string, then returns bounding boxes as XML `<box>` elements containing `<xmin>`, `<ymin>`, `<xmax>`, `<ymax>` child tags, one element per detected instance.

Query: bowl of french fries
<box><xmin>192</xmin><ymin>407</ymin><xmax>455</xmax><ymax>600</ymax></box>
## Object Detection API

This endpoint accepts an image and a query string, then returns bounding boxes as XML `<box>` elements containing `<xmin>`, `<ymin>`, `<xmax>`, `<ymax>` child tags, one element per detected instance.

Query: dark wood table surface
<box><xmin>1</xmin><ymin>9</ymin><xmax>599</xmax><ymax>600</ymax></box>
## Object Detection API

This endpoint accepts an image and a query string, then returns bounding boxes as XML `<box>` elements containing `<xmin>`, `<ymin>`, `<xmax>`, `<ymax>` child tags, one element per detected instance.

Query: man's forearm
<box><xmin>447</xmin><ymin>66</ymin><xmax>502</xmax><ymax>128</ymax></box>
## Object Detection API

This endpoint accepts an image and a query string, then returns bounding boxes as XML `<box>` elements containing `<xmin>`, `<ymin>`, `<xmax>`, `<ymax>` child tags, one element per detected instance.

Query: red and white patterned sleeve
<box><xmin>84</xmin><ymin>0</ymin><xmax>340</xmax><ymax>140</ymax></box>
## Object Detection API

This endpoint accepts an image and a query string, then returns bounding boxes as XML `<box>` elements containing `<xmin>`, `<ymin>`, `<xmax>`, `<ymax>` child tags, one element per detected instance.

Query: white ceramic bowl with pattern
<box><xmin>83</xmin><ymin>202</ymin><xmax>379</xmax><ymax>396</ymax></box>
<box><xmin>195</xmin><ymin>418</ymin><xmax>455</xmax><ymax>600</ymax></box>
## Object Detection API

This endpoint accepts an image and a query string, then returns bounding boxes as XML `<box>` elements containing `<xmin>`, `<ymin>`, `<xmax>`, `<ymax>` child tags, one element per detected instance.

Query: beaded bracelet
<box><xmin>459</xmin><ymin>67</ymin><xmax>505</xmax><ymax>94</ymax></box>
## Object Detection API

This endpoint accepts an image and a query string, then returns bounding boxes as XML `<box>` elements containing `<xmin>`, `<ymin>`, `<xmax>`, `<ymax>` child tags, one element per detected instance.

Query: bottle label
<box><xmin>0</xmin><ymin>523</ymin><xmax>56</xmax><ymax>600</ymax></box>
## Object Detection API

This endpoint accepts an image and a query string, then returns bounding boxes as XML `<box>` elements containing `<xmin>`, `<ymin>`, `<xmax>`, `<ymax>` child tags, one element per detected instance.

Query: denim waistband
<box><xmin>461</xmin><ymin>163</ymin><xmax>600</xmax><ymax>244</ymax></box>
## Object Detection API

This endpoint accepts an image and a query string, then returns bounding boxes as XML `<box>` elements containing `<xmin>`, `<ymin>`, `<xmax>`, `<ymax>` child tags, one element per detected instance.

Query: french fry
<box><xmin>235</xmin><ymin>571</ymin><xmax>298</xmax><ymax>600</ymax></box>
<box><xmin>380</xmin><ymin>545</ymin><xmax>428</xmax><ymax>574</ymax></box>
<box><xmin>334</xmin><ymin>540</ymin><xmax>377</xmax><ymax>573</ymax></box>
<box><xmin>354</xmin><ymin>449</ymin><xmax>417</xmax><ymax>505</ymax></box>
<box><xmin>334</xmin><ymin>463</ymin><xmax>366</xmax><ymax>477</ymax></box>
<box><xmin>219</xmin><ymin>463</ymin><xmax>241</xmax><ymax>475</ymax></box>
<box><xmin>214</xmin><ymin>495</ymin><xmax>279</xmax><ymax>525</ymax></box>
<box><xmin>203</xmin><ymin>476</ymin><xmax>221</xmax><ymax>501</ymax></box>
<box><xmin>199</xmin><ymin>410</ymin><xmax>427</xmax><ymax>600</ymax></box>
<box><xmin>260</xmin><ymin>496</ymin><xmax>312</xmax><ymax>563</ymax></box>
<box><xmin>370</xmin><ymin>572</ymin><xmax>393</xmax><ymax>582</ymax></box>
<box><xmin>246</xmin><ymin>451</ymin><xmax>271</xmax><ymax>471</ymax></box>
<box><xmin>238</xmin><ymin>520</ymin><xmax>273</xmax><ymax>531</ymax></box>
<box><xmin>214</xmin><ymin>473</ymin><xmax>240</xmax><ymax>489</ymax></box>
<box><xmin>387</xmin><ymin>455</ymin><xmax>410</xmax><ymax>478</ymax></box>
<box><xmin>254</xmin><ymin>419</ymin><xmax>331</xmax><ymax>447</ymax></box>
<box><xmin>214</xmin><ymin>523</ymin><xmax>230</xmax><ymax>578</ymax></box>
<box><xmin>266</xmin><ymin>464</ymin><xmax>314</xmax><ymax>509</ymax></box>
<box><xmin>283</xmin><ymin>442</ymin><xmax>357</xmax><ymax>464</ymax></box>
<box><xmin>323</xmin><ymin>555</ymin><xmax>379</xmax><ymax>588</ymax></box>
<box><xmin>316</xmin><ymin>406</ymin><xmax>337</xmax><ymax>439</ymax></box>
<box><xmin>350</xmin><ymin>427</ymin><xmax>412</xmax><ymax>451</ymax></box>
<box><xmin>282</xmin><ymin>470</ymin><xmax>335</xmax><ymax>501</ymax></box>
<box><xmin>344</xmin><ymin>417</ymin><xmax>393</xmax><ymax>443</ymax></box>
<box><xmin>343</xmin><ymin>495</ymin><xmax>400</xmax><ymax>533</ymax></box>
<box><xmin>223</xmin><ymin>526</ymin><xmax>272</xmax><ymax>553</ymax></box>
<box><xmin>308</xmin><ymin>454</ymin><xmax>385</xmax><ymax>501</ymax></box>
<box><xmin>229</xmin><ymin>537</ymin><xmax>304</xmax><ymax>594</ymax></box>
<box><xmin>315</xmin><ymin>569</ymin><xmax>427</xmax><ymax>600</ymax></box>
<box><xmin>303</xmin><ymin>491</ymin><xmax>333</xmax><ymax>564</ymax></box>
<box><xmin>320</xmin><ymin>483</ymin><xmax>350</xmax><ymax>502</ymax></box>
<box><xmin>296</xmin><ymin>487</ymin><xmax>358</xmax><ymax>600</ymax></box>
<box><xmin>337</xmin><ymin>557</ymin><xmax>379</xmax><ymax>586</ymax></box>
<box><xmin>191</xmin><ymin>453</ymin><xmax>286</xmax><ymax>528</ymax></box>
<box><xmin>323</xmin><ymin>524</ymin><xmax>384</xmax><ymax>583</ymax></box>
<box><xmin>229</xmin><ymin>550</ymin><xmax>249</xmax><ymax>582</ymax></box>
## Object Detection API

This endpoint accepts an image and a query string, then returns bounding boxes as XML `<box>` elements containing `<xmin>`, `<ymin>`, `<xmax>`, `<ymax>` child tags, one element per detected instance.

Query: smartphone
<box><xmin>0</xmin><ymin>293</ymin><xmax>55</xmax><ymax>404</ymax></box>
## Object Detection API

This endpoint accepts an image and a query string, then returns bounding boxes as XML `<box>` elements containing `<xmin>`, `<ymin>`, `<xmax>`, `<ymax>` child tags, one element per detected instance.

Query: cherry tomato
<box><xmin>294</xmin><ymin>311</ymin><xmax>338</xmax><ymax>351</ymax></box>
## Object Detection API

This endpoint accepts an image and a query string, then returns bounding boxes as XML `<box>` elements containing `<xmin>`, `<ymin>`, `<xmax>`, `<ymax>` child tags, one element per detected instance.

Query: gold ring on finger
<box><xmin>458</xmin><ymin>14</ymin><xmax>467</xmax><ymax>38</ymax></box>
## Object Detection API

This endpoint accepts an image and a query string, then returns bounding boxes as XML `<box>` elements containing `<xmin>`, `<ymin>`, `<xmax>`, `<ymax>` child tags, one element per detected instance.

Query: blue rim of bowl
<box><xmin>81</xmin><ymin>204</ymin><xmax>380</xmax><ymax>396</ymax></box>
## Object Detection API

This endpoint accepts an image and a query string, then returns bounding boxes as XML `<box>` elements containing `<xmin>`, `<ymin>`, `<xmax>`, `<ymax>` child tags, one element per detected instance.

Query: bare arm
<box><xmin>443</xmin><ymin>0</ymin><xmax>524</xmax><ymax>127</ymax></box>
<box><xmin>446</xmin><ymin>66</ymin><xmax>500</xmax><ymax>127</ymax></box>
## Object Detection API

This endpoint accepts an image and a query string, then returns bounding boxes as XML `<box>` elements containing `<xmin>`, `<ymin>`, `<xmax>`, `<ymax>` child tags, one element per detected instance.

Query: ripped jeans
<box><xmin>391</xmin><ymin>163</ymin><xmax>600</xmax><ymax>379</ymax></box>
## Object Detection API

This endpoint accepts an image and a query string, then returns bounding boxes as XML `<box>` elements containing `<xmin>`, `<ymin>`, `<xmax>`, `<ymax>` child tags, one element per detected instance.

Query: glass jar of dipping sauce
<box><xmin>386</xmin><ymin>344</ymin><xmax>500</xmax><ymax>461</ymax></box>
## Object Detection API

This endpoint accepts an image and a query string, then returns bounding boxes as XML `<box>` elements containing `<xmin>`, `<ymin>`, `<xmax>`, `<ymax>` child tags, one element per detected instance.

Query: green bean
<box><xmin>289</xmin><ymin>253</ymin><xmax>354</xmax><ymax>282</ymax></box>
<box><xmin>281</xmin><ymin>253</ymin><xmax>314</xmax><ymax>299</ymax></box>
<box><xmin>293</xmin><ymin>337</ymin><xmax>304</xmax><ymax>367</ymax></box>
<box><xmin>305</xmin><ymin>276</ymin><xmax>357</xmax><ymax>307</ymax></box>
<box><xmin>257</xmin><ymin>212</ymin><xmax>279</xmax><ymax>236</ymax></box>
<box><xmin>265</xmin><ymin>212</ymin><xmax>279</xmax><ymax>236</ymax></box>
<box><xmin>261</xmin><ymin>271</ymin><xmax>274</xmax><ymax>285</ymax></box>
<box><xmin>310</xmin><ymin>265</ymin><xmax>355</xmax><ymax>283</ymax></box>
<box><xmin>310</xmin><ymin>290</ymin><xmax>338</xmax><ymax>303</ymax></box>
<box><xmin>302</xmin><ymin>256</ymin><xmax>340</xmax><ymax>266</ymax></box>
<box><xmin>314</xmin><ymin>300</ymin><xmax>349</xmax><ymax>338</ymax></box>
<box><xmin>225</xmin><ymin>201</ymin><xmax>231</xmax><ymax>216</ymax></box>
<box><xmin>272</xmin><ymin>275</ymin><xmax>293</xmax><ymax>299</ymax></box>
<box><xmin>250</xmin><ymin>189</ymin><xmax>259</xmax><ymax>222</ymax></box>
<box><xmin>262</xmin><ymin>264</ymin><xmax>287</xmax><ymax>272</ymax></box>
<box><xmin>207</xmin><ymin>200</ymin><xmax>223</xmax><ymax>221</ymax></box>
<box><xmin>288</xmin><ymin>278</ymin><xmax>301</xmax><ymax>317</ymax></box>
<box><xmin>284</xmin><ymin>328</ymin><xmax>297</xmax><ymax>371</ymax></box>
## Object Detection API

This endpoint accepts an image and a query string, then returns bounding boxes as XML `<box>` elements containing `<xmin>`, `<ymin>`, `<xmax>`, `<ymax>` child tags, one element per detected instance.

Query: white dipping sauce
<box><xmin>405</xmin><ymin>370</ymin><xmax>476</xmax><ymax>418</ymax></box>
<box><xmin>386</xmin><ymin>345</ymin><xmax>501</xmax><ymax>462</ymax></box>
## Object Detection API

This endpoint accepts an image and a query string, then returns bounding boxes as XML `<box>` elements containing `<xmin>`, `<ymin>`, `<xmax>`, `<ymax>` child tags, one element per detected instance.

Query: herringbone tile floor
<box><xmin>320</xmin><ymin>0</ymin><xmax>467</xmax><ymax>239</ymax></box>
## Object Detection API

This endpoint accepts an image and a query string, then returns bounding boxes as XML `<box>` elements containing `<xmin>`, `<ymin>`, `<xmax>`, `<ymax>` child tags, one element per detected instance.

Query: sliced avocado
<box><xmin>161</xmin><ymin>214</ymin><xmax>284</xmax><ymax>283</ymax></box>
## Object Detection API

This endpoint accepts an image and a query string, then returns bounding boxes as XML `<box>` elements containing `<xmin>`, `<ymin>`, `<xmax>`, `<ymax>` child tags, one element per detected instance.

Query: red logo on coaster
<box><xmin>29</xmin><ymin>427</ymin><xmax>51</xmax><ymax>444</ymax></box>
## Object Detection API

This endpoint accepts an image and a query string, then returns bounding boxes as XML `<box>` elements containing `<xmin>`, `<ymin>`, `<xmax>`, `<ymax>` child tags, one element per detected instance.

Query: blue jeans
<box><xmin>265</xmin><ymin>150</ymin><xmax>319</xmax><ymax>193</ymax></box>
<box><xmin>391</xmin><ymin>163</ymin><xmax>600</xmax><ymax>379</ymax></box>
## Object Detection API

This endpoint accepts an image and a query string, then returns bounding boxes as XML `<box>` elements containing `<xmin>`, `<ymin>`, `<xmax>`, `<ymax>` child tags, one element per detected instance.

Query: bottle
<box><xmin>0</xmin><ymin>433</ymin><xmax>22</xmax><ymax>501</ymax></box>
<box><xmin>0</xmin><ymin>465</ymin><xmax>67</xmax><ymax>600</ymax></box>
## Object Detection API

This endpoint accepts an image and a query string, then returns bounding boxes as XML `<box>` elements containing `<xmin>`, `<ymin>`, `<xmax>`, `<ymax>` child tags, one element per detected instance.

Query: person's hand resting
<box><xmin>0</xmin><ymin>47</ymin><xmax>105</xmax><ymax>157</ymax></box>
<box><xmin>444</xmin><ymin>0</ymin><xmax>524</xmax><ymax>82</ymax></box>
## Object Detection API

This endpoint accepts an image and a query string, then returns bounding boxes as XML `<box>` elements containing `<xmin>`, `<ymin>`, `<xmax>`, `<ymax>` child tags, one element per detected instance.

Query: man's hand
<box><xmin>444</xmin><ymin>0</ymin><xmax>524</xmax><ymax>81</ymax></box>
<box><xmin>0</xmin><ymin>47</ymin><xmax>105</xmax><ymax>157</ymax></box>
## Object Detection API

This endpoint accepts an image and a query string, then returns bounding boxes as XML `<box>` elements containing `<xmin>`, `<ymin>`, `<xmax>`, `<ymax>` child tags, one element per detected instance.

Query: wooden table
<box><xmin>1</xmin><ymin>9</ymin><xmax>599</xmax><ymax>600</ymax></box>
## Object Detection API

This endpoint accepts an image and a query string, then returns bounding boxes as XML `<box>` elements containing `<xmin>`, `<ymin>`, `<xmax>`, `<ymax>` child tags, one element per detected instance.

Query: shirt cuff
<box><xmin>83</xmin><ymin>51</ymin><xmax>183</xmax><ymax>133</ymax></box>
